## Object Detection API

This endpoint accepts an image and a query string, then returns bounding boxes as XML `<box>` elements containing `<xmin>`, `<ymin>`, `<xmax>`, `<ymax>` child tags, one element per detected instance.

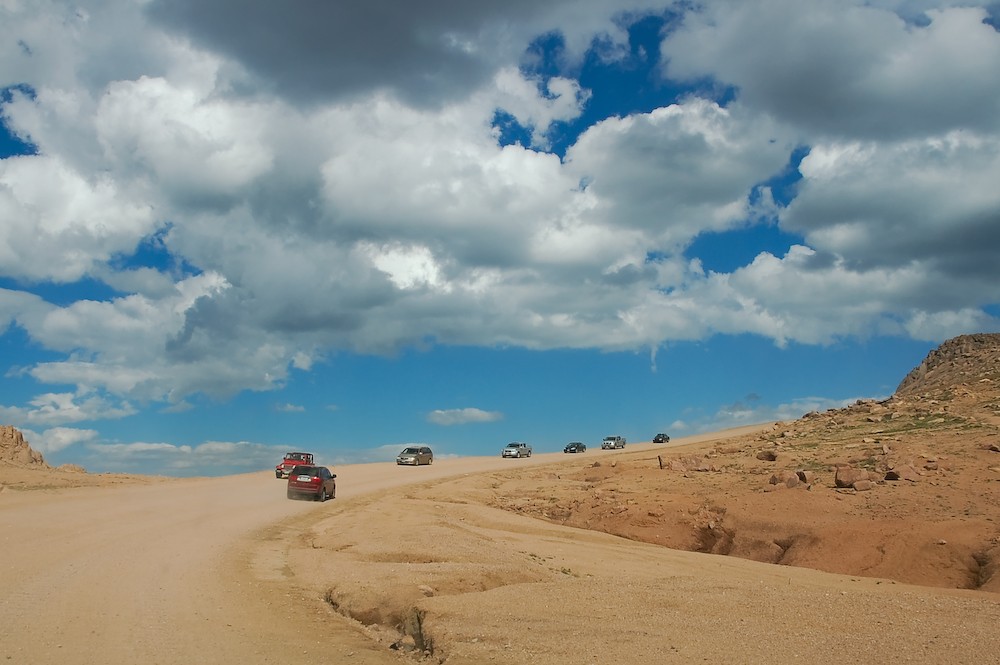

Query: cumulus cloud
<box><xmin>677</xmin><ymin>393</ymin><xmax>876</xmax><ymax>434</ymax></box>
<box><xmin>0</xmin><ymin>154</ymin><xmax>156</xmax><ymax>282</ymax></box>
<box><xmin>0</xmin><ymin>391</ymin><xmax>135</xmax><ymax>427</ymax></box>
<box><xmin>143</xmin><ymin>0</ymin><xmax>670</xmax><ymax>107</ymax></box>
<box><xmin>662</xmin><ymin>2</ymin><xmax>1000</xmax><ymax>139</ymax></box>
<box><xmin>1</xmin><ymin>0</ymin><xmax>998</xmax><ymax>439</ymax></box>
<box><xmin>76</xmin><ymin>439</ymin><xmax>283</xmax><ymax>476</ymax></box>
<box><xmin>785</xmin><ymin>132</ymin><xmax>1000</xmax><ymax>277</ymax></box>
<box><xmin>20</xmin><ymin>426</ymin><xmax>98</xmax><ymax>454</ymax></box>
<box><xmin>427</xmin><ymin>407</ymin><xmax>504</xmax><ymax>425</ymax></box>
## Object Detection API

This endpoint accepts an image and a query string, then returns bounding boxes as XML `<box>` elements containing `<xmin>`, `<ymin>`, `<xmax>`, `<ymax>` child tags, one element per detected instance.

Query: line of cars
<box><xmin>541</xmin><ymin>432</ymin><xmax>673</xmax><ymax>456</ymax></box>
<box><xmin>277</xmin><ymin>432</ymin><xmax>672</xmax><ymax>500</ymax></box>
<box><xmin>277</xmin><ymin>445</ymin><xmax>438</xmax><ymax>502</ymax></box>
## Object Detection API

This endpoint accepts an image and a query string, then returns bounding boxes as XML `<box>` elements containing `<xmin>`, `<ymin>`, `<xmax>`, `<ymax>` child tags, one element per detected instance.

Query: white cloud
<box><xmin>676</xmin><ymin>393</ymin><xmax>883</xmax><ymax>435</ymax></box>
<box><xmin>0</xmin><ymin>155</ymin><xmax>156</xmax><ymax>282</ymax></box>
<box><xmin>20</xmin><ymin>426</ymin><xmax>98</xmax><ymax>454</ymax></box>
<box><xmin>786</xmin><ymin>131</ymin><xmax>1000</xmax><ymax>277</ymax></box>
<box><xmin>662</xmin><ymin>2</ymin><xmax>1000</xmax><ymax>138</ymax></box>
<box><xmin>142</xmin><ymin>0</ymin><xmax>670</xmax><ymax>107</ymax></box>
<box><xmin>94</xmin><ymin>75</ymin><xmax>275</xmax><ymax>205</ymax></box>
<box><xmin>75</xmin><ymin>439</ymin><xmax>282</xmax><ymax>476</ymax></box>
<box><xmin>565</xmin><ymin>99</ymin><xmax>795</xmax><ymax>245</ymax></box>
<box><xmin>493</xmin><ymin>67</ymin><xmax>591</xmax><ymax>146</ymax></box>
<box><xmin>361</xmin><ymin>242</ymin><xmax>445</xmax><ymax>291</ymax></box>
<box><xmin>1</xmin><ymin>0</ymin><xmax>998</xmax><ymax>423</ymax></box>
<box><xmin>427</xmin><ymin>407</ymin><xmax>504</xmax><ymax>426</ymax></box>
<box><xmin>0</xmin><ymin>391</ymin><xmax>135</xmax><ymax>427</ymax></box>
<box><xmin>904</xmin><ymin>309</ymin><xmax>1000</xmax><ymax>342</ymax></box>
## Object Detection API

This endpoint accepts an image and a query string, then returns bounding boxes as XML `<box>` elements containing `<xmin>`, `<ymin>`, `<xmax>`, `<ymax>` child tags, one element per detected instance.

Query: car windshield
<box><xmin>401</xmin><ymin>448</ymin><xmax>420</xmax><ymax>454</ymax></box>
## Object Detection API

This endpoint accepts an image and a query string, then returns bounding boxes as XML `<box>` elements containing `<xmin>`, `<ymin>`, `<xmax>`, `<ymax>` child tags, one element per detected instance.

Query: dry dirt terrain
<box><xmin>4</xmin><ymin>333</ymin><xmax>1000</xmax><ymax>664</ymax></box>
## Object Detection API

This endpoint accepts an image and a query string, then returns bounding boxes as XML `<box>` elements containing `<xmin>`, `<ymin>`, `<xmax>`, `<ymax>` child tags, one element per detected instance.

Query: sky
<box><xmin>2</xmin><ymin>0</ymin><xmax>999</xmax><ymax>477</ymax></box>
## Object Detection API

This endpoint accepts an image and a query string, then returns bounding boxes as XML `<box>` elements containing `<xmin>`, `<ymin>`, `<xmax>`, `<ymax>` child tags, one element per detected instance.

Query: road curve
<box><xmin>0</xmin><ymin>429</ymin><xmax>763</xmax><ymax>663</ymax></box>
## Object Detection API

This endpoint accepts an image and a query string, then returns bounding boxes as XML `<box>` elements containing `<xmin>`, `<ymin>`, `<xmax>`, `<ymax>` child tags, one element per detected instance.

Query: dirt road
<box><xmin>1</xmin><ymin>435</ymin><xmax>721</xmax><ymax>664</ymax></box>
<box><xmin>18</xmin><ymin>425</ymin><xmax>997</xmax><ymax>665</ymax></box>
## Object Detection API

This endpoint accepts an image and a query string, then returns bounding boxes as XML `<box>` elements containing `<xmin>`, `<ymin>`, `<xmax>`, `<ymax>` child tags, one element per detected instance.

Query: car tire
<box><xmin>286</xmin><ymin>488</ymin><xmax>294</xmax><ymax>500</ymax></box>
<box><xmin>318</xmin><ymin>487</ymin><xmax>328</xmax><ymax>502</ymax></box>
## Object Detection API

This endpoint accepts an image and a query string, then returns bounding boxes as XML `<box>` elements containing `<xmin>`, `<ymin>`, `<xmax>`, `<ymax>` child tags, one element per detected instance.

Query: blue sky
<box><xmin>2</xmin><ymin>1</ymin><xmax>999</xmax><ymax>476</ymax></box>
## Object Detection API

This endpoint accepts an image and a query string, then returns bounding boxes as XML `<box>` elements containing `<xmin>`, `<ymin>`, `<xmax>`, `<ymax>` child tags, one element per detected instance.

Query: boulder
<box><xmin>835</xmin><ymin>466</ymin><xmax>871</xmax><ymax>488</ymax></box>
<box><xmin>768</xmin><ymin>470</ymin><xmax>801</xmax><ymax>489</ymax></box>
<box><xmin>884</xmin><ymin>463</ymin><xmax>922</xmax><ymax>482</ymax></box>
<box><xmin>796</xmin><ymin>470</ymin><xmax>816</xmax><ymax>484</ymax></box>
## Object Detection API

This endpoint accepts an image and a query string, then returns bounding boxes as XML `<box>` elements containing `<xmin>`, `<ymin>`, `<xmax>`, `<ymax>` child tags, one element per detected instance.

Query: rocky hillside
<box><xmin>486</xmin><ymin>332</ymin><xmax>1000</xmax><ymax>591</ymax></box>
<box><xmin>897</xmin><ymin>332</ymin><xmax>1000</xmax><ymax>401</ymax></box>
<box><xmin>0</xmin><ymin>425</ymin><xmax>48</xmax><ymax>467</ymax></box>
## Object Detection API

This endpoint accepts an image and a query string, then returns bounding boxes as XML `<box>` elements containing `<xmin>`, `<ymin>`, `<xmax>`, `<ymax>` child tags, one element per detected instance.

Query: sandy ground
<box><xmin>4</xmin><ymin>424</ymin><xmax>1000</xmax><ymax>664</ymax></box>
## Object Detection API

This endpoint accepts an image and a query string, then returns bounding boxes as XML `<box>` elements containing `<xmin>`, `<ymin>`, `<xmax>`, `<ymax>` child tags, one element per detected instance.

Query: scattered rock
<box><xmin>835</xmin><ymin>466</ymin><xmax>871</xmax><ymax>488</ymax></box>
<box><xmin>884</xmin><ymin>464</ymin><xmax>921</xmax><ymax>482</ymax></box>
<box><xmin>768</xmin><ymin>470</ymin><xmax>801</xmax><ymax>489</ymax></box>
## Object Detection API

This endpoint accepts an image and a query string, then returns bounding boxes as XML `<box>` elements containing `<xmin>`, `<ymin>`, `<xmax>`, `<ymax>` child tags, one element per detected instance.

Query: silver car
<box><xmin>396</xmin><ymin>446</ymin><xmax>434</xmax><ymax>465</ymax></box>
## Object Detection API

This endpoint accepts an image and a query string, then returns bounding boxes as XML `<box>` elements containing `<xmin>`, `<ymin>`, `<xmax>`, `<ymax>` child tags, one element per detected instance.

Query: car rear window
<box><xmin>290</xmin><ymin>465</ymin><xmax>317</xmax><ymax>476</ymax></box>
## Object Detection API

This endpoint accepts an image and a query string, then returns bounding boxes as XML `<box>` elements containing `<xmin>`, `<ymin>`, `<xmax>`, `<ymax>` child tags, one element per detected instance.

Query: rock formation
<box><xmin>0</xmin><ymin>425</ymin><xmax>49</xmax><ymax>467</ymax></box>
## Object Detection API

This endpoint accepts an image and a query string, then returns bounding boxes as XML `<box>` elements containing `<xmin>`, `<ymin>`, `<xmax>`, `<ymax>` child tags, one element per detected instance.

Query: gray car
<box><xmin>396</xmin><ymin>446</ymin><xmax>434</xmax><ymax>465</ymax></box>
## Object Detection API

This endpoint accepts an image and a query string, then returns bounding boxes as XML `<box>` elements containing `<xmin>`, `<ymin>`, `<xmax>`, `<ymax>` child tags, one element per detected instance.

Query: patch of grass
<box><xmin>798</xmin><ymin>458</ymin><xmax>829</xmax><ymax>472</ymax></box>
<box><xmin>858</xmin><ymin>456</ymin><xmax>879</xmax><ymax>470</ymax></box>
<box><xmin>791</xmin><ymin>441</ymin><xmax>821</xmax><ymax>450</ymax></box>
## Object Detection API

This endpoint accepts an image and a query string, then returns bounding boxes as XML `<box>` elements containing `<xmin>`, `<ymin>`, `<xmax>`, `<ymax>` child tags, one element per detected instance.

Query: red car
<box><xmin>275</xmin><ymin>451</ymin><xmax>314</xmax><ymax>478</ymax></box>
<box><xmin>286</xmin><ymin>465</ymin><xmax>337</xmax><ymax>501</ymax></box>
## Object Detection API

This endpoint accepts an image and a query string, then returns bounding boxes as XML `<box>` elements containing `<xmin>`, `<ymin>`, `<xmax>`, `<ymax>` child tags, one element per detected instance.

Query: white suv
<box><xmin>601</xmin><ymin>436</ymin><xmax>626</xmax><ymax>450</ymax></box>
<box><xmin>502</xmin><ymin>442</ymin><xmax>532</xmax><ymax>458</ymax></box>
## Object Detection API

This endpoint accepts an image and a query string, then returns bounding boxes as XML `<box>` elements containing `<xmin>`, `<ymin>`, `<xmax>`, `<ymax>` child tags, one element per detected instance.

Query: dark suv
<box><xmin>286</xmin><ymin>465</ymin><xmax>337</xmax><ymax>501</ymax></box>
<box><xmin>653</xmin><ymin>433</ymin><xmax>670</xmax><ymax>443</ymax></box>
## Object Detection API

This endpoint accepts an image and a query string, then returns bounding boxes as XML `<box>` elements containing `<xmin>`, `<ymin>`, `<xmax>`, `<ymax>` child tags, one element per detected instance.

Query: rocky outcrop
<box><xmin>0</xmin><ymin>425</ymin><xmax>48</xmax><ymax>467</ymax></box>
<box><xmin>896</xmin><ymin>333</ymin><xmax>1000</xmax><ymax>397</ymax></box>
